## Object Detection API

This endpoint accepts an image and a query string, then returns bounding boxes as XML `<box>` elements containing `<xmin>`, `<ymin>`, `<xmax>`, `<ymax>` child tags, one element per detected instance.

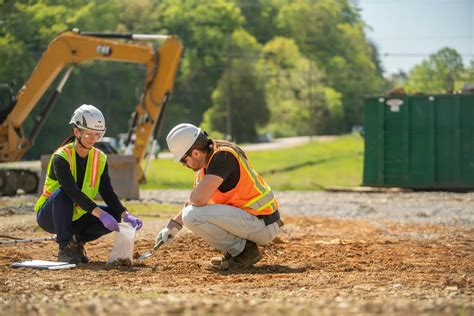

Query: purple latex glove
<box><xmin>99</xmin><ymin>211</ymin><xmax>119</xmax><ymax>232</ymax></box>
<box><xmin>123</xmin><ymin>212</ymin><xmax>143</xmax><ymax>230</ymax></box>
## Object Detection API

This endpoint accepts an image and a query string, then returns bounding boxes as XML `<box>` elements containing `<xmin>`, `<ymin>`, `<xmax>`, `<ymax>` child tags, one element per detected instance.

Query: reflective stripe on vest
<box><xmin>194</xmin><ymin>146</ymin><xmax>278</xmax><ymax>216</ymax></box>
<box><xmin>34</xmin><ymin>143</ymin><xmax>107</xmax><ymax>221</ymax></box>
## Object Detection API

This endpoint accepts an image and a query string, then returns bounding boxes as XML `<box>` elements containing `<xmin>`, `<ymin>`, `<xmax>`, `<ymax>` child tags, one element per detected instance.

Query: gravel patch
<box><xmin>2</xmin><ymin>190</ymin><xmax>473</xmax><ymax>227</ymax></box>
<box><xmin>140</xmin><ymin>190</ymin><xmax>474</xmax><ymax>227</ymax></box>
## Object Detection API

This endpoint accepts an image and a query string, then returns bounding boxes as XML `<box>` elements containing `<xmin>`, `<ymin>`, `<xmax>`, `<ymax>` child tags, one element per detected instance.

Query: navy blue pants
<box><xmin>36</xmin><ymin>188</ymin><xmax>121</xmax><ymax>249</ymax></box>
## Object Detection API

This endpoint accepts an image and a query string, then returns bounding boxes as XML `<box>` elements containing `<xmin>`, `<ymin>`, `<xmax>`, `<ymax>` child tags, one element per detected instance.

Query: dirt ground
<box><xmin>0</xmin><ymin>191</ymin><xmax>472</xmax><ymax>315</ymax></box>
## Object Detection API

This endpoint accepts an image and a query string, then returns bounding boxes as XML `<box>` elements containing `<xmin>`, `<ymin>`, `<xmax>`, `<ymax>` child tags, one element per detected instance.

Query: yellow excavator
<box><xmin>0</xmin><ymin>29</ymin><xmax>183</xmax><ymax>197</ymax></box>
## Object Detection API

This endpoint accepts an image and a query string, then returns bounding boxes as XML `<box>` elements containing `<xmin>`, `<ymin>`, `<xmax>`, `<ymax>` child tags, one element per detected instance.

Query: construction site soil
<box><xmin>0</xmin><ymin>190</ymin><xmax>472</xmax><ymax>315</ymax></box>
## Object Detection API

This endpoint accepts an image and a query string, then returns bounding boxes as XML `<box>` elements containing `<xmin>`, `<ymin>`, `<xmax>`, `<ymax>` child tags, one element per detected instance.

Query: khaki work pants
<box><xmin>182</xmin><ymin>204</ymin><xmax>281</xmax><ymax>257</ymax></box>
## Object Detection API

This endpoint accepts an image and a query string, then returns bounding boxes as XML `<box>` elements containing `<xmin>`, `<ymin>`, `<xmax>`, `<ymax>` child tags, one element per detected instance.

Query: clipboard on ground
<box><xmin>12</xmin><ymin>260</ymin><xmax>76</xmax><ymax>270</ymax></box>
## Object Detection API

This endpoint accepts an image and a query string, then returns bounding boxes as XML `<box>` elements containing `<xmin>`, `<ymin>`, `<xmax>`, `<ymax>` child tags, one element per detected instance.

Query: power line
<box><xmin>378</xmin><ymin>36</ymin><xmax>472</xmax><ymax>40</ymax></box>
<box><xmin>359</xmin><ymin>0</ymin><xmax>468</xmax><ymax>3</ymax></box>
<box><xmin>384</xmin><ymin>53</ymin><xmax>474</xmax><ymax>57</ymax></box>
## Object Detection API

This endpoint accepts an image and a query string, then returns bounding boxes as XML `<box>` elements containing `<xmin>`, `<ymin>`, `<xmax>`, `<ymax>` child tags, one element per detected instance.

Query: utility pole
<box><xmin>225</xmin><ymin>35</ymin><xmax>232</xmax><ymax>140</ymax></box>
<box><xmin>308</xmin><ymin>61</ymin><xmax>314</xmax><ymax>136</ymax></box>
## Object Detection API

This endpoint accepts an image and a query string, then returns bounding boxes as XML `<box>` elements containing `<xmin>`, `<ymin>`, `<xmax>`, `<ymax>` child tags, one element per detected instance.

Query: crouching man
<box><xmin>155</xmin><ymin>123</ymin><xmax>283</xmax><ymax>270</ymax></box>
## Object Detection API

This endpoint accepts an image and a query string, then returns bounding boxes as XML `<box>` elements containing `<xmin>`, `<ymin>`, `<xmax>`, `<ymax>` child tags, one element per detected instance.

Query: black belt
<box><xmin>258</xmin><ymin>210</ymin><xmax>283</xmax><ymax>226</ymax></box>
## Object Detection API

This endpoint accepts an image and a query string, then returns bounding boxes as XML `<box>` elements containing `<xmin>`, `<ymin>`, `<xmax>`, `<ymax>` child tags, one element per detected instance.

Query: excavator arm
<box><xmin>0</xmin><ymin>30</ymin><xmax>183</xmax><ymax>195</ymax></box>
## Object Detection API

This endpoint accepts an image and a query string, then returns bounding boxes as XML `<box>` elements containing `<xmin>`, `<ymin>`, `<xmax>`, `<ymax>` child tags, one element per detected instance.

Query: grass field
<box><xmin>141</xmin><ymin>134</ymin><xmax>364</xmax><ymax>191</ymax></box>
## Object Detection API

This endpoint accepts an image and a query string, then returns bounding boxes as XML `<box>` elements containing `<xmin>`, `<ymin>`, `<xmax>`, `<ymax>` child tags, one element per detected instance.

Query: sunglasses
<box><xmin>180</xmin><ymin>149</ymin><xmax>194</xmax><ymax>164</ymax></box>
<box><xmin>79</xmin><ymin>129</ymin><xmax>104</xmax><ymax>140</ymax></box>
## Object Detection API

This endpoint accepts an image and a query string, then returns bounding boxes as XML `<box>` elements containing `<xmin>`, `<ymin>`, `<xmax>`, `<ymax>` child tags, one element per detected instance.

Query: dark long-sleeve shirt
<box><xmin>49</xmin><ymin>152</ymin><xmax>125</xmax><ymax>217</ymax></box>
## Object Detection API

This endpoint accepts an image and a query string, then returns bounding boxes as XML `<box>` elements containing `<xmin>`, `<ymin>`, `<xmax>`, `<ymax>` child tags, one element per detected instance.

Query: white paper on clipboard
<box><xmin>12</xmin><ymin>260</ymin><xmax>76</xmax><ymax>270</ymax></box>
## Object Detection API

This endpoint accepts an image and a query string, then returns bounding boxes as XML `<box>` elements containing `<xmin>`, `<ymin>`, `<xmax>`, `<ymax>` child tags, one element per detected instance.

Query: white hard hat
<box><xmin>69</xmin><ymin>104</ymin><xmax>106</xmax><ymax>132</ymax></box>
<box><xmin>166</xmin><ymin>123</ymin><xmax>201</xmax><ymax>162</ymax></box>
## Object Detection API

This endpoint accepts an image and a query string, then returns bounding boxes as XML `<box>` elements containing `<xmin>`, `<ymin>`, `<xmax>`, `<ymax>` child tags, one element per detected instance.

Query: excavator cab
<box><xmin>0</xmin><ymin>82</ymin><xmax>15</xmax><ymax>124</ymax></box>
<box><xmin>0</xmin><ymin>82</ymin><xmax>40</xmax><ymax>195</ymax></box>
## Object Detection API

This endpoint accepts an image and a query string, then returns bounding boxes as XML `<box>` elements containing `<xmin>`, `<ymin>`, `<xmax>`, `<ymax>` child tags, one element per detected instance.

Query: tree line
<box><xmin>0</xmin><ymin>0</ymin><xmax>471</xmax><ymax>159</ymax></box>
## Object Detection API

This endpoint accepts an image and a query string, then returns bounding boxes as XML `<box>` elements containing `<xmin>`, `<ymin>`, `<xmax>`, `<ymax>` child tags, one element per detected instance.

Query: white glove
<box><xmin>156</xmin><ymin>219</ymin><xmax>182</xmax><ymax>244</ymax></box>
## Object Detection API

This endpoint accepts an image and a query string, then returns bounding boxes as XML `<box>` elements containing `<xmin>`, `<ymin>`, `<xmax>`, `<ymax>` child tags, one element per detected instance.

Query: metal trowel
<box><xmin>137</xmin><ymin>239</ymin><xmax>164</xmax><ymax>260</ymax></box>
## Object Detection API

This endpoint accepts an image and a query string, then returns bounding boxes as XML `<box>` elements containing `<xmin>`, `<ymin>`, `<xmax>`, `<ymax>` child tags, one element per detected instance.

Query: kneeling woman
<box><xmin>35</xmin><ymin>104</ymin><xmax>142</xmax><ymax>264</ymax></box>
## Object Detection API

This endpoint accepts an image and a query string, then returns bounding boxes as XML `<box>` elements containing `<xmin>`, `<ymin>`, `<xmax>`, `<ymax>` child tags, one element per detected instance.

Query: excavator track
<box><xmin>0</xmin><ymin>169</ymin><xmax>39</xmax><ymax>196</ymax></box>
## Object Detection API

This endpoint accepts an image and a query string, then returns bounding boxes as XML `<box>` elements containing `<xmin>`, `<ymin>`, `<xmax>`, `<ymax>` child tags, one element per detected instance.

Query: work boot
<box><xmin>210</xmin><ymin>252</ymin><xmax>232</xmax><ymax>267</ymax></box>
<box><xmin>71</xmin><ymin>239</ymin><xmax>89</xmax><ymax>263</ymax></box>
<box><xmin>58</xmin><ymin>242</ymin><xmax>81</xmax><ymax>264</ymax></box>
<box><xmin>220</xmin><ymin>240</ymin><xmax>262</xmax><ymax>270</ymax></box>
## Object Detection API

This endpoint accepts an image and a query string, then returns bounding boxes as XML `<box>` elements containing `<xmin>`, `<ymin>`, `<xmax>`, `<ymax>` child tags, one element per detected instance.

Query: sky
<box><xmin>357</xmin><ymin>0</ymin><xmax>474</xmax><ymax>75</ymax></box>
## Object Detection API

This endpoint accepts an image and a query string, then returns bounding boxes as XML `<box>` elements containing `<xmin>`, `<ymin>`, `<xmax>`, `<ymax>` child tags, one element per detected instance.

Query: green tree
<box><xmin>405</xmin><ymin>47</ymin><xmax>465</xmax><ymax>93</ymax></box>
<box><xmin>385</xmin><ymin>70</ymin><xmax>408</xmax><ymax>93</ymax></box>
<box><xmin>0</xmin><ymin>0</ymin><xmax>389</xmax><ymax>161</ymax></box>
<box><xmin>158</xmin><ymin>0</ymin><xmax>244</xmax><ymax>132</ymax></box>
<box><xmin>116</xmin><ymin>0</ymin><xmax>162</xmax><ymax>33</ymax></box>
<box><xmin>462</xmin><ymin>59</ymin><xmax>474</xmax><ymax>89</ymax></box>
<box><xmin>237</xmin><ymin>0</ymin><xmax>281</xmax><ymax>44</ymax></box>
<box><xmin>256</xmin><ymin>37</ymin><xmax>337</xmax><ymax>137</ymax></box>
<box><xmin>202</xmin><ymin>29</ymin><xmax>268</xmax><ymax>142</ymax></box>
<box><xmin>0</xmin><ymin>0</ymin><xmax>98</xmax><ymax>85</ymax></box>
<box><xmin>0</xmin><ymin>0</ymin><xmax>132</xmax><ymax>159</ymax></box>
<box><xmin>275</xmin><ymin>0</ymin><xmax>384</xmax><ymax>131</ymax></box>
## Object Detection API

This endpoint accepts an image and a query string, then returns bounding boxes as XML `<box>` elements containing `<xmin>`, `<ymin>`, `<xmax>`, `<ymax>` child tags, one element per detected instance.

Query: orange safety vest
<box><xmin>194</xmin><ymin>146</ymin><xmax>278</xmax><ymax>216</ymax></box>
<box><xmin>34</xmin><ymin>142</ymin><xmax>107</xmax><ymax>221</ymax></box>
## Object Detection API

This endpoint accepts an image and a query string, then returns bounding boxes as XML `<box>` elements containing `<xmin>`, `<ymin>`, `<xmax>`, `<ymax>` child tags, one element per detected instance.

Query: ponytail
<box><xmin>60</xmin><ymin>135</ymin><xmax>75</xmax><ymax>146</ymax></box>
<box><xmin>213</xmin><ymin>140</ymin><xmax>247</xmax><ymax>160</ymax></box>
<box><xmin>188</xmin><ymin>131</ymin><xmax>247</xmax><ymax>160</ymax></box>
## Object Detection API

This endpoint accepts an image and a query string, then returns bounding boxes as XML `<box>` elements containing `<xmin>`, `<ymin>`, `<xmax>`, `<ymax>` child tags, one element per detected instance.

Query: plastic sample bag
<box><xmin>107</xmin><ymin>223</ymin><xmax>136</xmax><ymax>266</ymax></box>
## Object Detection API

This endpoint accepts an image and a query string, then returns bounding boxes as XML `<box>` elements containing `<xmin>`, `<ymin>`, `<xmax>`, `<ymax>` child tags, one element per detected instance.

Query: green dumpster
<box><xmin>363</xmin><ymin>94</ymin><xmax>474</xmax><ymax>189</ymax></box>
